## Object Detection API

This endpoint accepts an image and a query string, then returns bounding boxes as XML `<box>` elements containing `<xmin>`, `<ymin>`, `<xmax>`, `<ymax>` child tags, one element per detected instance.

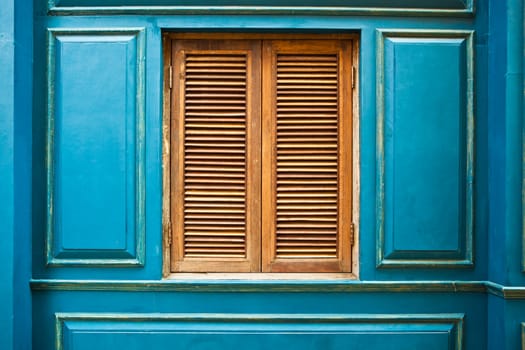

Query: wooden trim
<box><xmin>170</xmin><ymin>42</ymin><xmax>185</xmax><ymax>271</ymax></box>
<box><xmin>166</xmin><ymin>33</ymin><xmax>359</xmax><ymax>40</ymax></box>
<box><xmin>245</xmin><ymin>41</ymin><xmax>262</xmax><ymax>272</ymax></box>
<box><xmin>351</xmin><ymin>37</ymin><xmax>360</xmax><ymax>277</ymax></box>
<box><xmin>261</xmin><ymin>40</ymin><xmax>277</xmax><ymax>272</ymax></box>
<box><xmin>338</xmin><ymin>39</ymin><xmax>353</xmax><ymax>272</ymax></box>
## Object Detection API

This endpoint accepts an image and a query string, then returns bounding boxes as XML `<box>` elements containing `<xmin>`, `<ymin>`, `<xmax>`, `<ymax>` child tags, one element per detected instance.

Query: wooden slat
<box><xmin>262</xmin><ymin>39</ymin><xmax>353</xmax><ymax>273</ymax></box>
<box><xmin>171</xmin><ymin>40</ymin><xmax>261</xmax><ymax>272</ymax></box>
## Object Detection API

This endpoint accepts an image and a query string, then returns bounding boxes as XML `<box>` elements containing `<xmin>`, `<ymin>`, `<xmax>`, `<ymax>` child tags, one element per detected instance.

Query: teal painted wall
<box><xmin>32</xmin><ymin>9</ymin><xmax>489</xmax><ymax>283</ymax></box>
<box><xmin>1</xmin><ymin>0</ymin><xmax>524</xmax><ymax>348</ymax></box>
<box><xmin>486</xmin><ymin>0</ymin><xmax>525</xmax><ymax>348</ymax></box>
<box><xmin>0</xmin><ymin>0</ymin><xmax>32</xmax><ymax>349</ymax></box>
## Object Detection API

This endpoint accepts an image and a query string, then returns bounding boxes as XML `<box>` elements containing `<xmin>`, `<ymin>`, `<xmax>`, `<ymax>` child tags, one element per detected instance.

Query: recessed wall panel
<box><xmin>46</xmin><ymin>28</ymin><xmax>145</xmax><ymax>266</ymax></box>
<box><xmin>56</xmin><ymin>313</ymin><xmax>463</xmax><ymax>350</ymax></box>
<box><xmin>376</xmin><ymin>30</ymin><xmax>474</xmax><ymax>268</ymax></box>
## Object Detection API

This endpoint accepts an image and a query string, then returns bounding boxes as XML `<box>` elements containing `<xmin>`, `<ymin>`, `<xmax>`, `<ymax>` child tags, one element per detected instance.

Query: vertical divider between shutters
<box><xmin>261</xmin><ymin>40</ymin><xmax>277</xmax><ymax>272</ymax></box>
<box><xmin>246</xmin><ymin>41</ymin><xmax>263</xmax><ymax>272</ymax></box>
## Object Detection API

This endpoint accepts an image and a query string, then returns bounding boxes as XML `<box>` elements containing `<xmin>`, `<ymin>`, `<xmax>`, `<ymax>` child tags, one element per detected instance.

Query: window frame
<box><xmin>162</xmin><ymin>32</ymin><xmax>360</xmax><ymax>279</ymax></box>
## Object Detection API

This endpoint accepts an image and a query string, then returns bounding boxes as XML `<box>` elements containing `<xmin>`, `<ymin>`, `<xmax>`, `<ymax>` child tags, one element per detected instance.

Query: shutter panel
<box><xmin>171</xmin><ymin>40</ymin><xmax>261</xmax><ymax>272</ymax></box>
<box><xmin>262</xmin><ymin>40</ymin><xmax>353</xmax><ymax>272</ymax></box>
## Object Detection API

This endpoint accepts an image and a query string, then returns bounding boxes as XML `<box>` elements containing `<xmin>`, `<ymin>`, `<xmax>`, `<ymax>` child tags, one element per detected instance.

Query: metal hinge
<box><xmin>350</xmin><ymin>223</ymin><xmax>355</xmax><ymax>246</ymax></box>
<box><xmin>169</xmin><ymin>66</ymin><xmax>173</xmax><ymax>89</ymax></box>
<box><xmin>351</xmin><ymin>66</ymin><xmax>356</xmax><ymax>89</ymax></box>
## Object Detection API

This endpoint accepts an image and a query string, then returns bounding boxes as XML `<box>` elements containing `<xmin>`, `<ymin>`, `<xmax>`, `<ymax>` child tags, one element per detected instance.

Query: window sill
<box><xmin>30</xmin><ymin>279</ymin><xmax>487</xmax><ymax>294</ymax></box>
<box><xmin>165</xmin><ymin>273</ymin><xmax>358</xmax><ymax>280</ymax></box>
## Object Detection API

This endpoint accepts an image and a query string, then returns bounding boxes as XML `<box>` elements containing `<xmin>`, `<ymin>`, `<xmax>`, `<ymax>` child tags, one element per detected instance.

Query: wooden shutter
<box><xmin>261</xmin><ymin>40</ymin><xmax>353</xmax><ymax>272</ymax></box>
<box><xmin>170</xmin><ymin>40</ymin><xmax>261</xmax><ymax>272</ymax></box>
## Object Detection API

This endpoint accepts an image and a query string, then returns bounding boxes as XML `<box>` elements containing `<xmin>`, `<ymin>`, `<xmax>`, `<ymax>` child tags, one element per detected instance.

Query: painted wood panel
<box><xmin>56</xmin><ymin>313</ymin><xmax>463</xmax><ymax>350</ymax></box>
<box><xmin>376</xmin><ymin>30</ymin><xmax>474</xmax><ymax>268</ymax></box>
<box><xmin>46</xmin><ymin>28</ymin><xmax>146</xmax><ymax>266</ymax></box>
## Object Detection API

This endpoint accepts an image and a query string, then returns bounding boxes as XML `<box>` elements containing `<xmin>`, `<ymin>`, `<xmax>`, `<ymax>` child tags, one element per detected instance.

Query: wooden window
<box><xmin>164</xmin><ymin>34</ymin><xmax>356</xmax><ymax>274</ymax></box>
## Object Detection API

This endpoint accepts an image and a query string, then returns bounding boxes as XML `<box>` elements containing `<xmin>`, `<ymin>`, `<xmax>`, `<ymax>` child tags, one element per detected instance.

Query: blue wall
<box><xmin>1</xmin><ymin>0</ymin><xmax>524</xmax><ymax>348</ymax></box>
<box><xmin>0</xmin><ymin>0</ymin><xmax>32</xmax><ymax>349</ymax></box>
<box><xmin>32</xmin><ymin>5</ymin><xmax>489</xmax><ymax>283</ymax></box>
<box><xmin>486</xmin><ymin>0</ymin><xmax>525</xmax><ymax>348</ymax></box>
<box><xmin>488</xmin><ymin>0</ymin><xmax>524</xmax><ymax>286</ymax></box>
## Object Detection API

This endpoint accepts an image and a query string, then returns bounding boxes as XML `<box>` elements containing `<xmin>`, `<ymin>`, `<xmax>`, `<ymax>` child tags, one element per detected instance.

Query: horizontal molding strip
<box><xmin>31</xmin><ymin>279</ymin><xmax>486</xmax><ymax>293</ymax></box>
<box><xmin>485</xmin><ymin>281</ymin><xmax>525</xmax><ymax>299</ymax></box>
<box><xmin>32</xmin><ymin>279</ymin><xmax>525</xmax><ymax>298</ymax></box>
<box><xmin>55</xmin><ymin>312</ymin><xmax>465</xmax><ymax>322</ymax></box>
<box><xmin>48</xmin><ymin>6</ymin><xmax>474</xmax><ymax>17</ymax></box>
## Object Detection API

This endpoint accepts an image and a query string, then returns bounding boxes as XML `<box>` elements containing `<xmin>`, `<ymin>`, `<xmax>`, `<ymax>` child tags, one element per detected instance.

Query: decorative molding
<box><xmin>485</xmin><ymin>281</ymin><xmax>505</xmax><ymax>298</ymax></box>
<box><xmin>376</xmin><ymin>29</ymin><xmax>475</xmax><ymax>269</ymax></box>
<box><xmin>32</xmin><ymin>280</ymin><xmax>525</xmax><ymax>299</ymax></box>
<box><xmin>46</xmin><ymin>1</ymin><xmax>474</xmax><ymax>17</ymax></box>
<box><xmin>31</xmin><ymin>279</ymin><xmax>486</xmax><ymax>293</ymax></box>
<box><xmin>46</xmin><ymin>28</ymin><xmax>146</xmax><ymax>267</ymax></box>
<box><xmin>485</xmin><ymin>281</ymin><xmax>525</xmax><ymax>299</ymax></box>
<box><xmin>54</xmin><ymin>312</ymin><xmax>466</xmax><ymax>323</ymax></box>
<box><xmin>55</xmin><ymin>312</ymin><xmax>464</xmax><ymax>350</ymax></box>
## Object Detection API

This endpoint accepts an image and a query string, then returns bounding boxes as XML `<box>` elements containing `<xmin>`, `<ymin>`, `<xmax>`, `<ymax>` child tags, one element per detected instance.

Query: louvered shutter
<box><xmin>171</xmin><ymin>40</ymin><xmax>261</xmax><ymax>272</ymax></box>
<box><xmin>262</xmin><ymin>40</ymin><xmax>353</xmax><ymax>272</ymax></box>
